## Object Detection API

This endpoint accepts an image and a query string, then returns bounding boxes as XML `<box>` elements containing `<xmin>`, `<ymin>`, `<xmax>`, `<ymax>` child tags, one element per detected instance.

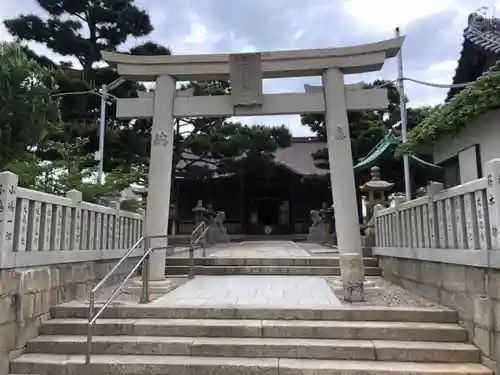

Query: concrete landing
<box><xmin>151</xmin><ymin>275</ymin><xmax>342</xmax><ymax>308</ymax></box>
<box><xmin>208</xmin><ymin>240</ymin><xmax>310</xmax><ymax>258</ymax></box>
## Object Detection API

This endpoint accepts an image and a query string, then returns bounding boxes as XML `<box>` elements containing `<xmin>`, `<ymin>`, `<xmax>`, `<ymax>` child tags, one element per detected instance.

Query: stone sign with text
<box><xmin>229</xmin><ymin>53</ymin><xmax>263</xmax><ymax>107</ymax></box>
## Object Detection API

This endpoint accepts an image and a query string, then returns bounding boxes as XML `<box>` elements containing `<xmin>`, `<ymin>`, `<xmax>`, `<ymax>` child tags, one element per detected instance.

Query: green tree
<box><xmin>133</xmin><ymin>80</ymin><xmax>293</xmax><ymax>188</ymax></box>
<box><xmin>301</xmin><ymin>80</ymin><xmax>435</xmax><ymax>194</ymax></box>
<box><xmin>4</xmin><ymin>0</ymin><xmax>169</xmax><ymax>189</ymax></box>
<box><xmin>9</xmin><ymin>128</ymin><xmax>141</xmax><ymax>204</ymax></box>
<box><xmin>173</xmin><ymin>81</ymin><xmax>292</xmax><ymax>181</ymax></box>
<box><xmin>4</xmin><ymin>2</ymin><xmax>293</xmax><ymax>201</ymax></box>
<box><xmin>4</xmin><ymin>0</ymin><xmax>169</xmax><ymax>168</ymax></box>
<box><xmin>0</xmin><ymin>42</ymin><xmax>60</xmax><ymax>168</ymax></box>
<box><xmin>4</xmin><ymin>0</ymin><xmax>154</xmax><ymax>80</ymax></box>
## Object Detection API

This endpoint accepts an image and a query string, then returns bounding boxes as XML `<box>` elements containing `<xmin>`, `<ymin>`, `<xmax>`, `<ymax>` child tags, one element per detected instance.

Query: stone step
<box><xmin>168</xmin><ymin>235</ymin><xmax>191</xmax><ymax>245</ymax></box>
<box><xmin>300</xmin><ymin>246</ymin><xmax>373</xmax><ymax>257</ymax></box>
<box><xmin>10</xmin><ymin>353</ymin><xmax>492</xmax><ymax>375</ymax></box>
<box><xmin>166</xmin><ymin>257</ymin><xmax>379</xmax><ymax>267</ymax></box>
<box><xmin>26</xmin><ymin>335</ymin><xmax>481</xmax><ymax>363</ymax></box>
<box><xmin>50</xmin><ymin>304</ymin><xmax>458</xmax><ymax>322</ymax></box>
<box><xmin>164</xmin><ymin>265</ymin><xmax>382</xmax><ymax>276</ymax></box>
<box><xmin>41</xmin><ymin>319</ymin><xmax>467</xmax><ymax>341</ymax></box>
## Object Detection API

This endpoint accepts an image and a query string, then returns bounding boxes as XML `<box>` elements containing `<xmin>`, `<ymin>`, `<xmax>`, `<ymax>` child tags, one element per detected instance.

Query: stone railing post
<box><xmin>109</xmin><ymin>201</ymin><xmax>121</xmax><ymax>250</ymax></box>
<box><xmin>426</xmin><ymin>182</ymin><xmax>444</xmax><ymax>248</ymax></box>
<box><xmin>137</xmin><ymin>208</ymin><xmax>146</xmax><ymax>251</ymax></box>
<box><xmin>372</xmin><ymin>204</ymin><xmax>385</xmax><ymax>247</ymax></box>
<box><xmin>26</xmin><ymin>195</ymin><xmax>41</xmax><ymax>253</ymax></box>
<box><xmin>393</xmin><ymin>195</ymin><xmax>406</xmax><ymax>247</ymax></box>
<box><xmin>66</xmin><ymin>189</ymin><xmax>82</xmax><ymax>250</ymax></box>
<box><xmin>0</xmin><ymin>172</ymin><xmax>18</xmax><ymax>267</ymax></box>
<box><xmin>485</xmin><ymin>159</ymin><xmax>500</xmax><ymax>249</ymax></box>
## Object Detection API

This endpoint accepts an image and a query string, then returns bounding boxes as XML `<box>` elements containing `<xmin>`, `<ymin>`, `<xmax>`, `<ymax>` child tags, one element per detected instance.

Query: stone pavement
<box><xmin>153</xmin><ymin>241</ymin><xmax>342</xmax><ymax>308</ymax></box>
<box><xmin>207</xmin><ymin>240</ymin><xmax>310</xmax><ymax>258</ymax></box>
<box><xmin>151</xmin><ymin>275</ymin><xmax>342</xmax><ymax>307</ymax></box>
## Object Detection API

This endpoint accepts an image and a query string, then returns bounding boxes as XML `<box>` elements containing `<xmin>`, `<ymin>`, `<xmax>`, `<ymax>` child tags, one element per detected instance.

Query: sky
<box><xmin>0</xmin><ymin>0</ymin><xmax>497</xmax><ymax>136</ymax></box>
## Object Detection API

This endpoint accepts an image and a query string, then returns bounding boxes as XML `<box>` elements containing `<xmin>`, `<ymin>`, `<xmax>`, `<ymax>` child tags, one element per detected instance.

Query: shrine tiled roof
<box><xmin>464</xmin><ymin>12</ymin><xmax>500</xmax><ymax>53</ymax></box>
<box><xmin>176</xmin><ymin>137</ymin><xmax>328</xmax><ymax>177</ymax></box>
<box><xmin>273</xmin><ymin>137</ymin><xmax>328</xmax><ymax>175</ymax></box>
<box><xmin>447</xmin><ymin>12</ymin><xmax>500</xmax><ymax>101</ymax></box>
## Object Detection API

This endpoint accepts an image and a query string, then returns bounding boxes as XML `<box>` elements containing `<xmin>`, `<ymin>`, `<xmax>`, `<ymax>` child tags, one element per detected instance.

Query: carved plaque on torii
<box><xmin>229</xmin><ymin>53</ymin><xmax>263</xmax><ymax>107</ymax></box>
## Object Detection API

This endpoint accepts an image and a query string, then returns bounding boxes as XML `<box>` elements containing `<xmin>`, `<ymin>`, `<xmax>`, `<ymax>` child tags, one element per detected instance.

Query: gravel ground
<box><xmin>324</xmin><ymin>277</ymin><xmax>445</xmax><ymax>309</ymax></box>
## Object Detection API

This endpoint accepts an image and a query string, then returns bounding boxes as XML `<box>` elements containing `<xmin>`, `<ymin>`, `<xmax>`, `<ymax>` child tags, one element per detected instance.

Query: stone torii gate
<box><xmin>101</xmin><ymin>36</ymin><xmax>404</xmax><ymax>301</ymax></box>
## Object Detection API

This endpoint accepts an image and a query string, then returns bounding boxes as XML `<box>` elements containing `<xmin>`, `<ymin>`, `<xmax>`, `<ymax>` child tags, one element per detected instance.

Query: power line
<box><xmin>51</xmin><ymin>89</ymin><xmax>96</xmax><ymax>97</ymax></box>
<box><xmin>50</xmin><ymin>88</ymin><xmax>118</xmax><ymax>100</ymax></box>
<box><xmin>48</xmin><ymin>74</ymin><xmax>478</xmax><ymax>101</ymax></box>
<box><xmin>403</xmin><ymin>77</ymin><xmax>475</xmax><ymax>89</ymax></box>
<box><xmin>370</xmin><ymin>77</ymin><xmax>475</xmax><ymax>90</ymax></box>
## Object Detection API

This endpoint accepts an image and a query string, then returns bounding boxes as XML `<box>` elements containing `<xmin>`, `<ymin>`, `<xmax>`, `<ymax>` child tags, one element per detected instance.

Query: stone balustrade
<box><xmin>0</xmin><ymin>171</ymin><xmax>145</xmax><ymax>372</ymax></box>
<box><xmin>374</xmin><ymin>158</ymin><xmax>500</xmax><ymax>267</ymax></box>
<box><xmin>373</xmin><ymin>158</ymin><xmax>500</xmax><ymax>371</ymax></box>
<box><xmin>0</xmin><ymin>171</ymin><xmax>145</xmax><ymax>269</ymax></box>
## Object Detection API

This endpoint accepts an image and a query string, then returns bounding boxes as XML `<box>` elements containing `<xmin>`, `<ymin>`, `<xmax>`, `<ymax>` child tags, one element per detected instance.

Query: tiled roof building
<box><xmin>447</xmin><ymin>11</ymin><xmax>500</xmax><ymax>101</ymax></box>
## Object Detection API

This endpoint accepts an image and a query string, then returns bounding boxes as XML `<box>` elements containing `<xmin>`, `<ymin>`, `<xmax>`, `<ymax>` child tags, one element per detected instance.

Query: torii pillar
<box><xmin>323</xmin><ymin>68</ymin><xmax>365</xmax><ymax>301</ymax></box>
<box><xmin>145</xmin><ymin>75</ymin><xmax>176</xmax><ymax>281</ymax></box>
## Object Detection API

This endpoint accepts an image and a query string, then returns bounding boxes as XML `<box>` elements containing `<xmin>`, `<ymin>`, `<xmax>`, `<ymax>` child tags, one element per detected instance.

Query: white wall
<box><xmin>433</xmin><ymin>109</ymin><xmax>500</xmax><ymax>183</ymax></box>
<box><xmin>458</xmin><ymin>146</ymin><xmax>480</xmax><ymax>182</ymax></box>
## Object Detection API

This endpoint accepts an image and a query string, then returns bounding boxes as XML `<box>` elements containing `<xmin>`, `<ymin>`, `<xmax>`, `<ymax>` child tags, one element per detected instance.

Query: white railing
<box><xmin>0</xmin><ymin>171</ymin><xmax>145</xmax><ymax>269</ymax></box>
<box><xmin>374</xmin><ymin>158</ymin><xmax>500</xmax><ymax>268</ymax></box>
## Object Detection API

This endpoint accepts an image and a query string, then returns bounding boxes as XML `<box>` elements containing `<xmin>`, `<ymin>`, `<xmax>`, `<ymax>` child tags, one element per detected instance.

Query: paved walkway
<box><xmin>208</xmin><ymin>240</ymin><xmax>310</xmax><ymax>258</ymax></box>
<box><xmin>151</xmin><ymin>241</ymin><xmax>342</xmax><ymax>308</ymax></box>
<box><xmin>151</xmin><ymin>275</ymin><xmax>341</xmax><ymax>307</ymax></box>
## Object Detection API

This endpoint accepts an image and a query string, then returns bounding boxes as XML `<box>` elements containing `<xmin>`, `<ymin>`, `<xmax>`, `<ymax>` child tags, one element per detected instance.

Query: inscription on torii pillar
<box><xmin>229</xmin><ymin>53</ymin><xmax>263</xmax><ymax>107</ymax></box>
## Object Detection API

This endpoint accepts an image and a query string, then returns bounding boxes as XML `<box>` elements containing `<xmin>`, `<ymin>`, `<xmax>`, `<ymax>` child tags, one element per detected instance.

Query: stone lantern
<box><xmin>132</xmin><ymin>186</ymin><xmax>149</xmax><ymax>206</ymax></box>
<box><xmin>98</xmin><ymin>191</ymin><xmax>121</xmax><ymax>206</ymax></box>
<box><xmin>192</xmin><ymin>200</ymin><xmax>208</xmax><ymax>225</ymax></box>
<box><xmin>359</xmin><ymin>166</ymin><xmax>393</xmax><ymax>223</ymax></box>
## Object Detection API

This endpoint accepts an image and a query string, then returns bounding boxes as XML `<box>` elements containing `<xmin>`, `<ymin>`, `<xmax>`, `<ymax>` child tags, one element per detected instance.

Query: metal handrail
<box><xmin>86</xmin><ymin>225</ymin><xmax>211</xmax><ymax>365</ymax></box>
<box><xmin>86</xmin><ymin>234</ymin><xmax>164</xmax><ymax>365</ymax></box>
<box><xmin>191</xmin><ymin>221</ymin><xmax>209</xmax><ymax>257</ymax></box>
<box><xmin>190</xmin><ymin>221</ymin><xmax>205</xmax><ymax>242</ymax></box>
<box><xmin>86</xmin><ymin>243</ymin><xmax>156</xmax><ymax>364</ymax></box>
<box><xmin>89</xmin><ymin>234</ymin><xmax>167</xmax><ymax>310</ymax></box>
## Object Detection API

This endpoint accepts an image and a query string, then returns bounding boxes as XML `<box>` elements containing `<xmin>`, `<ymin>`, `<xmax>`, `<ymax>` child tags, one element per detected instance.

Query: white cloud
<box><xmin>344</xmin><ymin>0</ymin><xmax>454</xmax><ymax>32</ymax></box>
<box><xmin>291</xmin><ymin>28</ymin><xmax>305</xmax><ymax>41</ymax></box>
<box><xmin>0</xmin><ymin>0</ymin><xmax>493</xmax><ymax>135</ymax></box>
<box><xmin>426</xmin><ymin>59</ymin><xmax>458</xmax><ymax>73</ymax></box>
<box><xmin>239</xmin><ymin>45</ymin><xmax>257</xmax><ymax>53</ymax></box>
<box><xmin>173</xmin><ymin>13</ymin><xmax>223</xmax><ymax>54</ymax></box>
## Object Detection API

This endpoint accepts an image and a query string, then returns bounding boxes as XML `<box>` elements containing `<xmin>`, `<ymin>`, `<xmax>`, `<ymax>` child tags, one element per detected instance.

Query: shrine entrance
<box><xmin>247</xmin><ymin>197</ymin><xmax>290</xmax><ymax>235</ymax></box>
<box><xmin>102</xmin><ymin>36</ymin><xmax>404</xmax><ymax>301</ymax></box>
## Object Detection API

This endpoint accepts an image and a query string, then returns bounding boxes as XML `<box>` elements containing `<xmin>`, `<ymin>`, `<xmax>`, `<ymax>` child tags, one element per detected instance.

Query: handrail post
<box><xmin>188</xmin><ymin>245</ymin><xmax>195</xmax><ymax>279</ymax></box>
<box><xmin>86</xmin><ymin>290</ymin><xmax>95</xmax><ymax>365</ymax></box>
<box><xmin>141</xmin><ymin>237</ymin><xmax>150</xmax><ymax>304</ymax></box>
<box><xmin>202</xmin><ymin>222</ymin><xmax>208</xmax><ymax>257</ymax></box>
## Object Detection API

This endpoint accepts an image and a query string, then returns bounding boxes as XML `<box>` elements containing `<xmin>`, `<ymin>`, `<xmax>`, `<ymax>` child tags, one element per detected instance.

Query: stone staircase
<box><xmin>9</xmin><ymin>304</ymin><xmax>492</xmax><ymax>374</ymax></box>
<box><xmin>165</xmin><ymin>256</ymin><xmax>382</xmax><ymax>276</ymax></box>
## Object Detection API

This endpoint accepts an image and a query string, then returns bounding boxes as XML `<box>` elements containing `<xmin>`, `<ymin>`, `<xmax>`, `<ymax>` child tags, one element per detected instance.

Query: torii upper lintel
<box><xmin>101</xmin><ymin>36</ymin><xmax>404</xmax><ymax>81</ymax></box>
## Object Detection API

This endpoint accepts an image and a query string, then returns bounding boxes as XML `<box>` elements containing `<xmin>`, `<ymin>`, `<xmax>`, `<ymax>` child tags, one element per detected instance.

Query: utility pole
<box><xmin>97</xmin><ymin>84</ymin><xmax>107</xmax><ymax>185</ymax></box>
<box><xmin>96</xmin><ymin>77</ymin><xmax>125</xmax><ymax>184</ymax></box>
<box><xmin>396</xmin><ymin>27</ymin><xmax>412</xmax><ymax>201</ymax></box>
